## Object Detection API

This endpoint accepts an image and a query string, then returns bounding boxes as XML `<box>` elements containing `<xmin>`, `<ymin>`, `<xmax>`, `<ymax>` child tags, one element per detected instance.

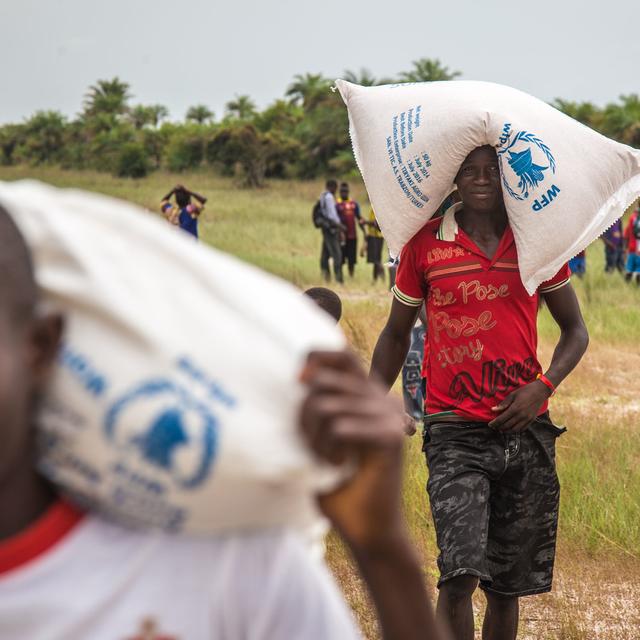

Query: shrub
<box><xmin>115</xmin><ymin>142</ymin><xmax>150</xmax><ymax>178</ymax></box>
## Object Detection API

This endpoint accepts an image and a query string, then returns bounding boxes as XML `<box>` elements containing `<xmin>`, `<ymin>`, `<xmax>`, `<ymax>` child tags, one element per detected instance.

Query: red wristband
<box><xmin>536</xmin><ymin>373</ymin><xmax>556</xmax><ymax>396</ymax></box>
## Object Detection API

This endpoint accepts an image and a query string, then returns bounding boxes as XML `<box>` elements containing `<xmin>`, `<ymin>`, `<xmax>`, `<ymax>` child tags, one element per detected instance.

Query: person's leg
<box><xmin>482</xmin><ymin>415</ymin><xmax>564</xmax><ymax>639</ymax></box>
<box><xmin>326</xmin><ymin>233</ymin><xmax>344</xmax><ymax>283</ymax></box>
<box><xmin>346</xmin><ymin>239</ymin><xmax>356</xmax><ymax>277</ymax></box>
<box><xmin>425</xmin><ymin>423</ymin><xmax>501</xmax><ymax>640</ymax></box>
<box><xmin>320</xmin><ymin>235</ymin><xmax>330</xmax><ymax>282</ymax></box>
<box><xmin>605</xmin><ymin>247</ymin><xmax>614</xmax><ymax>272</ymax></box>
<box><xmin>437</xmin><ymin>575</ymin><xmax>478</xmax><ymax>640</ymax></box>
<box><xmin>625</xmin><ymin>253</ymin><xmax>635</xmax><ymax>282</ymax></box>
<box><xmin>483</xmin><ymin>593</ymin><xmax>519</xmax><ymax>640</ymax></box>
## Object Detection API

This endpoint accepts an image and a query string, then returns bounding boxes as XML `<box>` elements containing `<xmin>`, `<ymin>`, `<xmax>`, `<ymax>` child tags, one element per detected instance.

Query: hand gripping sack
<box><xmin>0</xmin><ymin>180</ymin><xmax>346</xmax><ymax>535</ymax></box>
<box><xmin>337</xmin><ymin>80</ymin><xmax>640</xmax><ymax>293</ymax></box>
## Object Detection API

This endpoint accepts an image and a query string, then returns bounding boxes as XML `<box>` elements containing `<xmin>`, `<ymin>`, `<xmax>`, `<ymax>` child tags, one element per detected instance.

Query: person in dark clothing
<box><xmin>602</xmin><ymin>219</ymin><xmax>625</xmax><ymax>273</ymax></box>
<box><xmin>318</xmin><ymin>180</ymin><xmax>344</xmax><ymax>283</ymax></box>
<box><xmin>336</xmin><ymin>183</ymin><xmax>363</xmax><ymax>278</ymax></box>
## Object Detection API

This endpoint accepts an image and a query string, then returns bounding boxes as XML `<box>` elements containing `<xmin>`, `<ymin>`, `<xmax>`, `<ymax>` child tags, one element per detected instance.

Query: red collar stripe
<box><xmin>0</xmin><ymin>500</ymin><xmax>84</xmax><ymax>576</ymax></box>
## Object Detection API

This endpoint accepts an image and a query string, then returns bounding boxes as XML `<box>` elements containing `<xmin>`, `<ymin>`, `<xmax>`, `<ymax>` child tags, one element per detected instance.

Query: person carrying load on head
<box><xmin>161</xmin><ymin>184</ymin><xmax>207</xmax><ymax>239</ymax></box>
<box><xmin>370</xmin><ymin>145</ymin><xmax>589</xmax><ymax>640</ymax></box>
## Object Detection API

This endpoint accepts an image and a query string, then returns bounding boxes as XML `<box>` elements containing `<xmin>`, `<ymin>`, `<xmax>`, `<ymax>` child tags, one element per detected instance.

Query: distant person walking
<box><xmin>624</xmin><ymin>203</ymin><xmax>640</xmax><ymax>285</ymax></box>
<box><xmin>336</xmin><ymin>182</ymin><xmax>363</xmax><ymax>278</ymax></box>
<box><xmin>161</xmin><ymin>184</ymin><xmax>207</xmax><ymax>239</ymax></box>
<box><xmin>317</xmin><ymin>180</ymin><xmax>344</xmax><ymax>283</ymax></box>
<box><xmin>602</xmin><ymin>219</ymin><xmax>624</xmax><ymax>273</ymax></box>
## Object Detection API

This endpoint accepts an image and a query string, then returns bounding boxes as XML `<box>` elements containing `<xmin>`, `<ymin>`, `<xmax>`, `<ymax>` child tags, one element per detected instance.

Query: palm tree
<box><xmin>398</xmin><ymin>58</ymin><xmax>461</xmax><ymax>83</ymax></box>
<box><xmin>130</xmin><ymin>105</ymin><xmax>153</xmax><ymax>130</ymax></box>
<box><xmin>22</xmin><ymin>111</ymin><xmax>67</xmax><ymax>164</ymax></box>
<box><xmin>83</xmin><ymin>77</ymin><xmax>131</xmax><ymax>117</ymax></box>
<box><xmin>225</xmin><ymin>95</ymin><xmax>256</xmax><ymax>120</ymax></box>
<box><xmin>342</xmin><ymin>68</ymin><xmax>395</xmax><ymax>86</ymax></box>
<box><xmin>286</xmin><ymin>73</ymin><xmax>331</xmax><ymax>110</ymax></box>
<box><xmin>148</xmin><ymin>104</ymin><xmax>169</xmax><ymax>128</ymax></box>
<box><xmin>186</xmin><ymin>104</ymin><xmax>214</xmax><ymax>124</ymax></box>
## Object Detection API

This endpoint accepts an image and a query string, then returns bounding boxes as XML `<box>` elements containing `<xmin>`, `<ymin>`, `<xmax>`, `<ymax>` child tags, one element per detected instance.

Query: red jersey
<box><xmin>336</xmin><ymin>199</ymin><xmax>361</xmax><ymax>239</ymax></box>
<box><xmin>393</xmin><ymin>204</ymin><xmax>570</xmax><ymax>422</ymax></box>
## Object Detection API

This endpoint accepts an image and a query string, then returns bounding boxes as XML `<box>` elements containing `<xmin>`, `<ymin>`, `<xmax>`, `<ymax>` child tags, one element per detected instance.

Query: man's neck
<box><xmin>457</xmin><ymin>205</ymin><xmax>508</xmax><ymax>240</ymax></box>
<box><xmin>0</xmin><ymin>451</ymin><xmax>56</xmax><ymax>540</ymax></box>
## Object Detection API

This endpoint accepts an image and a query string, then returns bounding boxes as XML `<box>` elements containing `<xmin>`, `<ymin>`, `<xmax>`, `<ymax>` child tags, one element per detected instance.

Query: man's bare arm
<box><xmin>370</xmin><ymin>298</ymin><xmax>421</xmax><ymax>388</ymax></box>
<box><xmin>541</xmin><ymin>282</ymin><xmax>589</xmax><ymax>387</ymax></box>
<box><xmin>490</xmin><ymin>283</ymin><xmax>588</xmax><ymax>432</ymax></box>
<box><xmin>188</xmin><ymin>189</ymin><xmax>207</xmax><ymax>205</ymax></box>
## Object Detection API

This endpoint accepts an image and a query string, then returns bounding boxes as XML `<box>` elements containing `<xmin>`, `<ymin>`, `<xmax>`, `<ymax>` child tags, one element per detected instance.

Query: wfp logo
<box><xmin>497</xmin><ymin>124</ymin><xmax>559</xmax><ymax>208</ymax></box>
<box><xmin>105</xmin><ymin>380</ymin><xmax>218</xmax><ymax>489</ymax></box>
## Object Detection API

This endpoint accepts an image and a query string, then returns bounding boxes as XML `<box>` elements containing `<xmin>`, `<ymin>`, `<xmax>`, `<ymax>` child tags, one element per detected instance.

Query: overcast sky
<box><xmin>1</xmin><ymin>0</ymin><xmax>638</xmax><ymax>124</ymax></box>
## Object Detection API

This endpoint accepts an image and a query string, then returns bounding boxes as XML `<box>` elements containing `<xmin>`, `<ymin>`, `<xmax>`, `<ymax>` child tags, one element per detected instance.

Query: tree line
<box><xmin>1</xmin><ymin>60</ymin><xmax>638</xmax><ymax>187</ymax></box>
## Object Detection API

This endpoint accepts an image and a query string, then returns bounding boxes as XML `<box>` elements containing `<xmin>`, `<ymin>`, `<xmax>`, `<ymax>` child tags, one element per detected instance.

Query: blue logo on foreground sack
<box><xmin>497</xmin><ymin>128</ymin><xmax>557</xmax><ymax>202</ymax></box>
<box><xmin>105</xmin><ymin>380</ymin><xmax>217</xmax><ymax>489</ymax></box>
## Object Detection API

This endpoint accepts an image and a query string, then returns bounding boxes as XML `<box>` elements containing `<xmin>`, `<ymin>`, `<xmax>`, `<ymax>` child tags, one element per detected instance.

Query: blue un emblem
<box><xmin>105</xmin><ymin>379</ymin><xmax>218</xmax><ymax>489</ymax></box>
<box><xmin>497</xmin><ymin>129</ymin><xmax>557</xmax><ymax>201</ymax></box>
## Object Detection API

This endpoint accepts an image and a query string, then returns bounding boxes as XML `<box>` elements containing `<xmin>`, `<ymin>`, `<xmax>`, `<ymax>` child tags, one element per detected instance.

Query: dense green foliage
<box><xmin>2</xmin><ymin>59</ymin><xmax>639</xmax><ymax>185</ymax></box>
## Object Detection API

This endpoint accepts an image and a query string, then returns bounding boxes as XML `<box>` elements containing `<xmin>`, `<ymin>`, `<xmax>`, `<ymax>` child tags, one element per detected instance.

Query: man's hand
<box><xmin>299</xmin><ymin>350</ymin><xmax>407</xmax><ymax>551</ymax></box>
<box><xmin>488</xmin><ymin>380</ymin><xmax>551</xmax><ymax>432</ymax></box>
<box><xmin>402</xmin><ymin>413</ymin><xmax>417</xmax><ymax>436</ymax></box>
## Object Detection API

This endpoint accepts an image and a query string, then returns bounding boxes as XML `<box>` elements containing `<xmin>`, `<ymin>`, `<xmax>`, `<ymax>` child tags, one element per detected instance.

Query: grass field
<box><xmin>2</xmin><ymin>166</ymin><xmax>639</xmax><ymax>639</ymax></box>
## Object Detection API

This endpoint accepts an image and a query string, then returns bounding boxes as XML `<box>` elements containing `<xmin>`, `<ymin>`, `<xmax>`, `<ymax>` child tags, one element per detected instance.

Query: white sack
<box><xmin>0</xmin><ymin>180</ymin><xmax>346</xmax><ymax>535</ymax></box>
<box><xmin>337</xmin><ymin>80</ymin><xmax>640</xmax><ymax>293</ymax></box>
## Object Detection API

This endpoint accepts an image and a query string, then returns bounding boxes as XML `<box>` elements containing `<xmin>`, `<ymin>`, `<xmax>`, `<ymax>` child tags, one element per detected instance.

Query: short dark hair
<box><xmin>303</xmin><ymin>287</ymin><xmax>342</xmax><ymax>323</ymax></box>
<box><xmin>326</xmin><ymin>179</ymin><xmax>338</xmax><ymax>191</ymax></box>
<box><xmin>0</xmin><ymin>204</ymin><xmax>37</xmax><ymax>324</ymax></box>
<box><xmin>340</xmin><ymin>182</ymin><xmax>349</xmax><ymax>189</ymax></box>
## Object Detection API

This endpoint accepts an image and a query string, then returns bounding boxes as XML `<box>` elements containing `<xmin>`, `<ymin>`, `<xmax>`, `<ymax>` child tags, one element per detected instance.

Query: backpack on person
<box><xmin>312</xmin><ymin>200</ymin><xmax>326</xmax><ymax>229</ymax></box>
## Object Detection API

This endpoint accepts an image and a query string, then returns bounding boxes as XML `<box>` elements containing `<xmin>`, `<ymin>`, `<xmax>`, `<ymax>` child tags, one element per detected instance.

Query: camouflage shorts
<box><xmin>423</xmin><ymin>413</ymin><xmax>566</xmax><ymax>597</ymax></box>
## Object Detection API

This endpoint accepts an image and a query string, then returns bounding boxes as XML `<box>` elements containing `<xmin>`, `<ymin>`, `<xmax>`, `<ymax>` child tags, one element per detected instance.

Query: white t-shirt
<box><xmin>0</xmin><ymin>502</ymin><xmax>360</xmax><ymax>640</ymax></box>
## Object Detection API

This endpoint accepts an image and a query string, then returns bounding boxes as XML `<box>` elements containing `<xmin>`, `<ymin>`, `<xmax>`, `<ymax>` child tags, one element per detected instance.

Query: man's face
<box><xmin>339</xmin><ymin>186</ymin><xmax>349</xmax><ymax>201</ymax></box>
<box><xmin>455</xmin><ymin>146</ymin><xmax>504</xmax><ymax>212</ymax></box>
<box><xmin>0</xmin><ymin>313</ymin><xmax>62</xmax><ymax>485</ymax></box>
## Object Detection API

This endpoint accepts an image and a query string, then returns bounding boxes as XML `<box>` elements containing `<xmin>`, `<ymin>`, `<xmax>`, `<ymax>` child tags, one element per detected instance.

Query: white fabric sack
<box><xmin>0</xmin><ymin>180</ymin><xmax>346</xmax><ymax>535</ymax></box>
<box><xmin>337</xmin><ymin>80</ymin><xmax>640</xmax><ymax>293</ymax></box>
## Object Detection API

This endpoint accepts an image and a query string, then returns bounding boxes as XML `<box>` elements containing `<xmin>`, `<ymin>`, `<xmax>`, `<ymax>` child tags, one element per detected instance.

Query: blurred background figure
<box><xmin>362</xmin><ymin>208</ymin><xmax>385</xmax><ymax>283</ymax></box>
<box><xmin>602</xmin><ymin>218</ymin><xmax>625</xmax><ymax>273</ymax></box>
<box><xmin>569</xmin><ymin>250</ymin><xmax>586</xmax><ymax>278</ymax></box>
<box><xmin>304</xmin><ymin>286</ymin><xmax>342</xmax><ymax>323</ymax></box>
<box><xmin>161</xmin><ymin>184</ymin><xmax>207</xmax><ymax>239</ymax></box>
<box><xmin>336</xmin><ymin>182</ymin><xmax>363</xmax><ymax>278</ymax></box>
<box><xmin>624</xmin><ymin>202</ymin><xmax>640</xmax><ymax>284</ymax></box>
<box><xmin>317</xmin><ymin>180</ymin><xmax>344</xmax><ymax>283</ymax></box>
